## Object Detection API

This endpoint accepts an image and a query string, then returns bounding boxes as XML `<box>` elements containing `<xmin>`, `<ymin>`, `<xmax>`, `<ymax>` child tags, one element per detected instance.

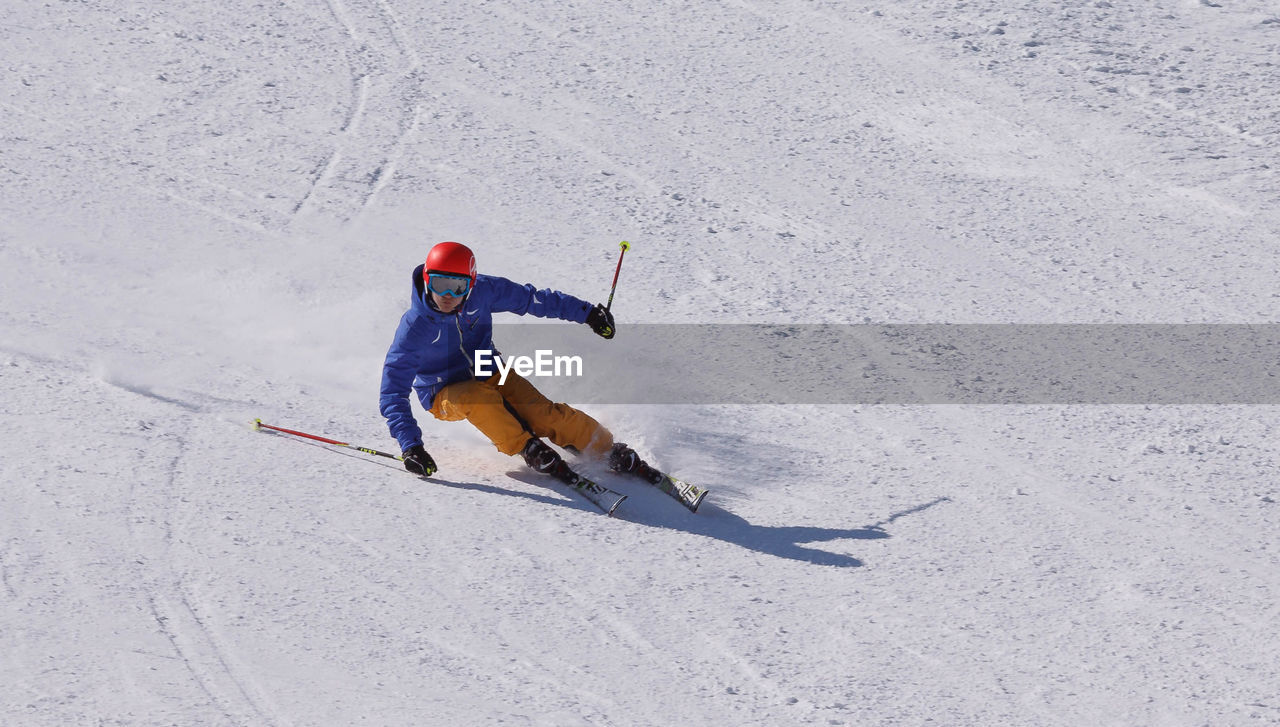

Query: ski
<box><xmin>557</xmin><ymin>468</ymin><xmax>627</xmax><ymax>516</ymax></box>
<box><xmin>641</xmin><ymin>467</ymin><xmax>708</xmax><ymax>512</ymax></box>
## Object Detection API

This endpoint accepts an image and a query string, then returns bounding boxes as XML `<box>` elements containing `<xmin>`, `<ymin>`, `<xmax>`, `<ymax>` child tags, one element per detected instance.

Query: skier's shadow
<box><xmin>623</xmin><ymin>495</ymin><xmax>951</xmax><ymax>568</ymax></box>
<box><xmin>430</xmin><ymin>468</ymin><xmax>948</xmax><ymax>568</ymax></box>
<box><xmin>615</xmin><ymin>499</ymin><xmax>887</xmax><ymax>568</ymax></box>
<box><xmin>499</xmin><ymin>470</ymin><xmax>949</xmax><ymax>568</ymax></box>
<box><xmin>287</xmin><ymin>437</ymin><xmax>930</xmax><ymax>559</ymax></box>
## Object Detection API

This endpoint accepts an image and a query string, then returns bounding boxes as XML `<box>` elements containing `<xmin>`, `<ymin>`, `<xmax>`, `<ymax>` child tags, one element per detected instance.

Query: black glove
<box><xmin>402</xmin><ymin>444</ymin><xmax>437</xmax><ymax>477</ymax></box>
<box><xmin>586</xmin><ymin>303</ymin><xmax>616</xmax><ymax>339</ymax></box>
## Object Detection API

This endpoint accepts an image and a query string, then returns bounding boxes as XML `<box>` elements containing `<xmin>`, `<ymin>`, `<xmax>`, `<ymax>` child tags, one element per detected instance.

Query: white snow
<box><xmin>3</xmin><ymin>0</ymin><xmax>1280</xmax><ymax>725</ymax></box>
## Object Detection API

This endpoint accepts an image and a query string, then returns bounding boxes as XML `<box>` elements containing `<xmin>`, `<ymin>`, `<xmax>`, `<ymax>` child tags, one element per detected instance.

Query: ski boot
<box><xmin>608</xmin><ymin>442</ymin><xmax>664</xmax><ymax>486</ymax></box>
<box><xmin>522</xmin><ymin>437</ymin><xmax>577</xmax><ymax>485</ymax></box>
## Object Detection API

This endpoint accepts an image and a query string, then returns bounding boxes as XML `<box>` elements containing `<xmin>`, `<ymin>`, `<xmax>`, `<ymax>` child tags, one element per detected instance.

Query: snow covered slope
<box><xmin>3</xmin><ymin>1</ymin><xmax>1279</xmax><ymax>725</ymax></box>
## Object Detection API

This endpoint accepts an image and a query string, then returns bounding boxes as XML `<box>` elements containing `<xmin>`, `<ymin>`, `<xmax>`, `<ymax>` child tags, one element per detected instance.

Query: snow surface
<box><xmin>3</xmin><ymin>0</ymin><xmax>1280</xmax><ymax>725</ymax></box>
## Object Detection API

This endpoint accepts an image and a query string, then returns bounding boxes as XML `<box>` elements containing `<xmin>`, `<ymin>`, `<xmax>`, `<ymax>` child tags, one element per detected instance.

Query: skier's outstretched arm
<box><xmin>487</xmin><ymin>276</ymin><xmax>592</xmax><ymax>321</ymax></box>
<box><xmin>487</xmin><ymin>275</ymin><xmax>615</xmax><ymax>338</ymax></box>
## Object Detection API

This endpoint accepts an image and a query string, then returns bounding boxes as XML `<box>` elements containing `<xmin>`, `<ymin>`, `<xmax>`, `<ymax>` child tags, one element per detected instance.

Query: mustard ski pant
<box><xmin>429</xmin><ymin>373</ymin><xmax>613</xmax><ymax>457</ymax></box>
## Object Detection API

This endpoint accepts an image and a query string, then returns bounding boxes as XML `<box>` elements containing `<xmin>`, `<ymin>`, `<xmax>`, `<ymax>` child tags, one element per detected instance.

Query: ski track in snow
<box><xmin>118</xmin><ymin>385</ymin><xmax>286</xmax><ymax>727</ymax></box>
<box><xmin>284</xmin><ymin>0</ymin><xmax>427</xmax><ymax>227</ymax></box>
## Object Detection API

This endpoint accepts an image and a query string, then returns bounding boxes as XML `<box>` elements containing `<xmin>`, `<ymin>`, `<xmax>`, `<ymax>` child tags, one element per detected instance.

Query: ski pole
<box><xmin>605</xmin><ymin>240</ymin><xmax>631</xmax><ymax>312</ymax></box>
<box><xmin>253</xmin><ymin>419</ymin><xmax>402</xmax><ymax>461</ymax></box>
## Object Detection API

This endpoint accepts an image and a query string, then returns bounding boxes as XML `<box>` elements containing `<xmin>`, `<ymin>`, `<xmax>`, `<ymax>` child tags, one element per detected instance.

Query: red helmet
<box><xmin>424</xmin><ymin>241</ymin><xmax>477</xmax><ymax>285</ymax></box>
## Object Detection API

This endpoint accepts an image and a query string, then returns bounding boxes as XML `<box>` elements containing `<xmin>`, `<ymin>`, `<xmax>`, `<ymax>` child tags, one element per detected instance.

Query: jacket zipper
<box><xmin>455</xmin><ymin>314</ymin><xmax>475</xmax><ymax>378</ymax></box>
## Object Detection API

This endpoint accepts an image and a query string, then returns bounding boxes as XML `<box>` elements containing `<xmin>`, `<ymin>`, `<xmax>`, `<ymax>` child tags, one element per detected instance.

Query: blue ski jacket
<box><xmin>380</xmin><ymin>264</ymin><xmax>594</xmax><ymax>452</ymax></box>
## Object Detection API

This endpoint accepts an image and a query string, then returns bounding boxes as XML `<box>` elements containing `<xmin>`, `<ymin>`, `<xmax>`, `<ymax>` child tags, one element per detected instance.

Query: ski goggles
<box><xmin>427</xmin><ymin>273</ymin><xmax>471</xmax><ymax>298</ymax></box>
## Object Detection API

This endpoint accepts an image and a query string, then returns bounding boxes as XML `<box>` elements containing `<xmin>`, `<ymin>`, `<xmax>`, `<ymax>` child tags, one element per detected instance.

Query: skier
<box><xmin>379</xmin><ymin>241</ymin><xmax>655</xmax><ymax>487</ymax></box>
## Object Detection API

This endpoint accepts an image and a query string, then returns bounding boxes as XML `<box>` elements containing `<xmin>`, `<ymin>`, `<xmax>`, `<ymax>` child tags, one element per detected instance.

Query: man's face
<box><xmin>431</xmin><ymin>291</ymin><xmax>464</xmax><ymax>313</ymax></box>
